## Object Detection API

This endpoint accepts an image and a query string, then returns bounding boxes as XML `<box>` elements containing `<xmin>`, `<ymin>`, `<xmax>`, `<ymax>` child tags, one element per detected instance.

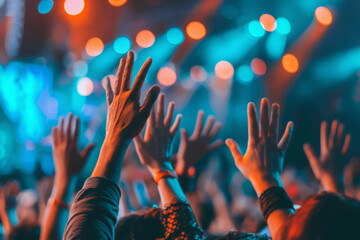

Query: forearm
<box><xmin>91</xmin><ymin>139</ymin><xmax>130</xmax><ymax>184</ymax></box>
<box><xmin>250</xmin><ymin>174</ymin><xmax>294</xmax><ymax>239</ymax></box>
<box><xmin>0</xmin><ymin>211</ymin><xmax>12</xmax><ymax>236</ymax></box>
<box><xmin>40</xmin><ymin>177</ymin><xmax>75</xmax><ymax>240</ymax></box>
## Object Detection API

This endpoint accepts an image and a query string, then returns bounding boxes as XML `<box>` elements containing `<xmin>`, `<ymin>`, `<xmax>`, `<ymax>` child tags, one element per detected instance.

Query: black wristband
<box><xmin>259</xmin><ymin>186</ymin><xmax>294</xmax><ymax>222</ymax></box>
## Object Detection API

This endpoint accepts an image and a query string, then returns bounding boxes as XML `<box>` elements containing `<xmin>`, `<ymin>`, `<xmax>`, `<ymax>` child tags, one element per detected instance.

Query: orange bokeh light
<box><xmin>85</xmin><ymin>37</ymin><xmax>104</xmax><ymax>57</ymax></box>
<box><xmin>157</xmin><ymin>67</ymin><xmax>177</xmax><ymax>86</ymax></box>
<box><xmin>315</xmin><ymin>7</ymin><xmax>332</xmax><ymax>26</ymax></box>
<box><xmin>136</xmin><ymin>30</ymin><xmax>155</xmax><ymax>48</ymax></box>
<box><xmin>251</xmin><ymin>58</ymin><xmax>267</xmax><ymax>75</ymax></box>
<box><xmin>108</xmin><ymin>0</ymin><xmax>127</xmax><ymax>7</ymax></box>
<box><xmin>64</xmin><ymin>0</ymin><xmax>85</xmax><ymax>16</ymax></box>
<box><xmin>186</xmin><ymin>21</ymin><xmax>206</xmax><ymax>40</ymax></box>
<box><xmin>259</xmin><ymin>14</ymin><xmax>277</xmax><ymax>32</ymax></box>
<box><xmin>215</xmin><ymin>61</ymin><xmax>234</xmax><ymax>80</ymax></box>
<box><xmin>282</xmin><ymin>54</ymin><xmax>299</xmax><ymax>73</ymax></box>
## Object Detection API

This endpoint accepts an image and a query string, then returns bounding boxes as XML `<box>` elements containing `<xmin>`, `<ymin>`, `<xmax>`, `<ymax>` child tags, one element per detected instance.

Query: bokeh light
<box><xmin>73</xmin><ymin>60</ymin><xmax>88</xmax><ymax>77</ymax></box>
<box><xmin>166</xmin><ymin>27</ymin><xmax>184</xmax><ymax>45</ymax></box>
<box><xmin>85</xmin><ymin>37</ymin><xmax>104</xmax><ymax>57</ymax></box>
<box><xmin>38</xmin><ymin>0</ymin><xmax>54</xmax><ymax>14</ymax></box>
<box><xmin>190</xmin><ymin>65</ymin><xmax>207</xmax><ymax>82</ymax></box>
<box><xmin>237</xmin><ymin>65</ymin><xmax>254</xmax><ymax>83</ymax></box>
<box><xmin>282</xmin><ymin>53</ymin><xmax>299</xmax><ymax>73</ymax></box>
<box><xmin>114</xmin><ymin>36</ymin><xmax>131</xmax><ymax>54</ymax></box>
<box><xmin>251</xmin><ymin>58</ymin><xmax>267</xmax><ymax>75</ymax></box>
<box><xmin>248</xmin><ymin>20</ymin><xmax>265</xmax><ymax>38</ymax></box>
<box><xmin>64</xmin><ymin>0</ymin><xmax>85</xmax><ymax>16</ymax></box>
<box><xmin>157</xmin><ymin>67</ymin><xmax>177</xmax><ymax>86</ymax></box>
<box><xmin>315</xmin><ymin>7</ymin><xmax>333</xmax><ymax>26</ymax></box>
<box><xmin>186</xmin><ymin>21</ymin><xmax>206</xmax><ymax>40</ymax></box>
<box><xmin>108</xmin><ymin>0</ymin><xmax>127</xmax><ymax>7</ymax></box>
<box><xmin>276</xmin><ymin>17</ymin><xmax>291</xmax><ymax>35</ymax></box>
<box><xmin>259</xmin><ymin>14</ymin><xmax>277</xmax><ymax>32</ymax></box>
<box><xmin>215</xmin><ymin>61</ymin><xmax>234</xmax><ymax>80</ymax></box>
<box><xmin>77</xmin><ymin>77</ymin><xmax>94</xmax><ymax>96</ymax></box>
<box><xmin>136</xmin><ymin>30</ymin><xmax>155</xmax><ymax>48</ymax></box>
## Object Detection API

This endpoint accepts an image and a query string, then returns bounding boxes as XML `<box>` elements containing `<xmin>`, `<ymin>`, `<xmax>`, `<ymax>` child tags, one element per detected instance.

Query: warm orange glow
<box><xmin>251</xmin><ymin>58</ymin><xmax>267</xmax><ymax>75</ymax></box>
<box><xmin>108</xmin><ymin>0</ymin><xmax>127</xmax><ymax>7</ymax></box>
<box><xmin>282</xmin><ymin>54</ymin><xmax>299</xmax><ymax>73</ymax></box>
<box><xmin>186</xmin><ymin>21</ymin><xmax>206</xmax><ymax>40</ymax></box>
<box><xmin>215</xmin><ymin>61</ymin><xmax>234</xmax><ymax>80</ymax></box>
<box><xmin>157</xmin><ymin>67</ymin><xmax>176</xmax><ymax>86</ymax></box>
<box><xmin>315</xmin><ymin>7</ymin><xmax>332</xmax><ymax>26</ymax></box>
<box><xmin>136</xmin><ymin>30</ymin><xmax>155</xmax><ymax>48</ymax></box>
<box><xmin>188</xmin><ymin>167</ymin><xmax>196</xmax><ymax>177</ymax></box>
<box><xmin>64</xmin><ymin>0</ymin><xmax>85</xmax><ymax>16</ymax></box>
<box><xmin>85</xmin><ymin>37</ymin><xmax>104</xmax><ymax>57</ymax></box>
<box><xmin>259</xmin><ymin>14</ymin><xmax>277</xmax><ymax>32</ymax></box>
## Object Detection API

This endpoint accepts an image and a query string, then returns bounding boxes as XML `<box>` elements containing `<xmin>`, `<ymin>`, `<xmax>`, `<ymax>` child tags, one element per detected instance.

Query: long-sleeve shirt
<box><xmin>63</xmin><ymin>177</ymin><xmax>121</xmax><ymax>240</ymax></box>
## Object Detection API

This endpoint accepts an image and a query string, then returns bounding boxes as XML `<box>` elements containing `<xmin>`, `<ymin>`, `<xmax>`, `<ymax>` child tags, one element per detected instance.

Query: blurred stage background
<box><xmin>0</xmin><ymin>0</ymin><xmax>360</xmax><ymax>189</ymax></box>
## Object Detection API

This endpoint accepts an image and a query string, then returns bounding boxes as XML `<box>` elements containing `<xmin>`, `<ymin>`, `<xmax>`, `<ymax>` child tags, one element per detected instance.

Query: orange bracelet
<box><xmin>48</xmin><ymin>198</ymin><xmax>70</xmax><ymax>209</ymax></box>
<box><xmin>153</xmin><ymin>170</ymin><xmax>177</xmax><ymax>184</ymax></box>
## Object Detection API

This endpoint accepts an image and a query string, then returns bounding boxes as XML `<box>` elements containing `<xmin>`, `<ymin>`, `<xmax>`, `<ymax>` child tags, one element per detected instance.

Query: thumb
<box><xmin>180</xmin><ymin>128</ymin><xmax>189</xmax><ymax>143</ymax></box>
<box><xmin>139</xmin><ymin>85</ymin><xmax>160</xmax><ymax>119</ymax></box>
<box><xmin>225</xmin><ymin>139</ymin><xmax>243</xmax><ymax>160</ymax></box>
<box><xmin>80</xmin><ymin>143</ymin><xmax>95</xmax><ymax>160</ymax></box>
<box><xmin>303</xmin><ymin>143</ymin><xmax>321</xmax><ymax>178</ymax></box>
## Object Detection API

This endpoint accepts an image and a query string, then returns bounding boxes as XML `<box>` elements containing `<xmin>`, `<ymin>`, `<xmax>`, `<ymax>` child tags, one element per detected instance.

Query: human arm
<box><xmin>40</xmin><ymin>114</ymin><xmax>95</xmax><ymax>240</ymax></box>
<box><xmin>226</xmin><ymin>98</ymin><xmax>294</xmax><ymax>239</ymax></box>
<box><xmin>303</xmin><ymin>120</ymin><xmax>351</xmax><ymax>194</ymax></box>
<box><xmin>63</xmin><ymin>51</ymin><xmax>159</xmax><ymax>240</ymax></box>
<box><xmin>134</xmin><ymin>94</ymin><xmax>204</xmax><ymax>239</ymax></box>
<box><xmin>0</xmin><ymin>187</ymin><xmax>12</xmax><ymax>237</ymax></box>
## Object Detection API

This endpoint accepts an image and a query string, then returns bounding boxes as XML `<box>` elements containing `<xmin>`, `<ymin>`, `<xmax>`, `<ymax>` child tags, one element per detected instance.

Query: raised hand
<box><xmin>226</xmin><ymin>98</ymin><xmax>293</xmax><ymax>195</ymax></box>
<box><xmin>52</xmin><ymin>113</ymin><xmax>95</xmax><ymax>180</ymax></box>
<box><xmin>134</xmin><ymin>93</ymin><xmax>182</xmax><ymax>175</ymax></box>
<box><xmin>303</xmin><ymin>120</ymin><xmax>351</xmax><ymax>193</ymax></box>
<box><xmin>104</xmin><ymin>51</ymin><xmax>160</xmax><ymax>147</ymax></box>
<box><xmin>175</xmin><ymin>110</ymin><xmax>223</xmax><ymax>175</ymax></box>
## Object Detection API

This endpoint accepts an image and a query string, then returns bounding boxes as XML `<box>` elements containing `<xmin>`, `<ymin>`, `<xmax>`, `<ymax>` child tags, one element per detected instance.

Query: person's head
<box><xmin>8</xmin><ymin>224</ymin><xmax>40</xmax><ymax>240</ymax></box>
<box><xmin>115</xmin><ymin>207</ymin><xmax>164</xmax><ymax>240</ymax></box>
<box><xmin>279</xmin><ymin>192</ymin><xmax>360</xmax><ymax>240</ymax></box>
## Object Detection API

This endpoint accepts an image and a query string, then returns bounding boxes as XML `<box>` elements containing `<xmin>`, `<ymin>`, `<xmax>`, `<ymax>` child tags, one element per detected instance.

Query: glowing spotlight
<box><xmin>157</xmin><ymin>67</ymin><xmax>176</xmax><ymax>86</ymax></box>
<box><xmin>136</xmin><ymin>30</ymin><xmax>155</xmax><ymax>48</ymax></box>
<box><xmin>38</xmin><ymin>0</ymin><xmax>54</xmax><ymax>14</ymax></box>
<box><xmin>237</xmin><ymin>65</ymin><xmax>254</xmax><ymax>83</ymax></box>
<box><xmin>166</xmin><ymin>27</ymin><xmax>184</xmax><ymax>45</ymax></box>
<box><xmin>114</xmin><ymin>36</ymin><xmax>131</xmax><ymax>54</ymax></box>
<box><xmin>251</xmin><ymin>58</ymin><xmax>267</xmax><ymax>75</ymax></box>
<box><xmin>85</xmin><ymin>37</ymin><xmax>104</xmax><ymax>57</ymax></box>
<box><xmin>260</xmin><ymin>14</ymin><xmax>277</xmax><ymax>32</ymax></box>
<box><xmin>108</xmin><ymin>0</ymin><xmax>127</xmax><ymax>7</ymax></box>
<box><xmin>276</xmin><ymin>17</ymin><xmax>291</xmax><ymax>35</ymax></box>
<box><xmin>215</xmin><ymin>61</ymin><xmax>234</xmax><ymax>80</ymax></box>
<box><xmin>315</xmin><ymin>7</ymin><xmax>333</xmax><ymax>26</ymax></box>
<box><xmin>282</xmin><ymin>54</ymin><xmax>299</xmax><ymax>73</ymax></box>
<box><xmin>248</xmin><ymin>20</ymin><xmax>265</xmax><ymax>38</ymax></box>
<box><xmin>64</xmin><ymin>0</ymin><xmax>85</xmax><ymax>16</ymax></box>
<box><xmin>186</xmin><ymin>21</ymin><xmax>206</xmax><ymax>40</ymax></box>
<box><xmin>73</xmin><ymin>60</ymin><xmax>88</xmax><ymax>77</ymax></box>
<box><xmin>190</xmin><ymin>65</ymin><xmax>207</xmax><ymax>82</ymax></box>
<box><xmin>77</xmin><ymin>77</ymin><xmax>94</xmax><ymax>96</ymax></box>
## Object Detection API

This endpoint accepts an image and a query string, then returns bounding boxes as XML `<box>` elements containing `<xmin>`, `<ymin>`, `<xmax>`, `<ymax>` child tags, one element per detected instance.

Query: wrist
<box><xmin>320</xmin><ymin>174</ymin><xmax>344</xmax><ymax>194</ymax></box>
<box><xmin>52</xmin><ymin>176</ymin><xmax>76</xmax><ymax>203</ymax></box>
<box><xmin>248</xmin><ymin>173</ymin><xmax>283</xmax><ymax>197</ymax></box>
<box><xmin>148</xmin><ymin>162</ymin><xmax>175</xmax><ymax>178</ymax></box>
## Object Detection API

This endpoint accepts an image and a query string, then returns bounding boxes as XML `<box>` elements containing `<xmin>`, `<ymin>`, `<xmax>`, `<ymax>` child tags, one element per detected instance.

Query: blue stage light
<box><xmin>276</xmin><ymin>17</ymin><xmax>291</xmax><ymax>35</ymax></box>
<box><xmin>38</xmin><ymin>0</ymin><xmax>54</xmax><ymax>14</ymax></box>
<box><xmin>166</xmin><ymin>27</ymin><xmax>184</xmax><ymax>45</ymax></box>
<box><xmin>248</xmin><ymin>20</ymin><xmax>265</xmax><ymax>38</ymax></box>
<box><xmin>114</xmin><ymin>36</ymin><xmax>131</xmax><ymax>54</ymax></box>
<box><xmin>237</xmin><ymin>65</ymin><xmax>254</xmax><ymax>83</ymax></box>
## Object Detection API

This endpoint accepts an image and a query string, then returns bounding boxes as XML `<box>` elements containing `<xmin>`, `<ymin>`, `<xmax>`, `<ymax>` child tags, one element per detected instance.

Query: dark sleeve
<box><xmin>63</xmin><ymin>177</ymin><xmax>121</xmax><ymax>240</ymax></box>
<box><xmin>161</xmin><ymin>200</ymin><xmax>205</xmax><ymax>240</ymax></box>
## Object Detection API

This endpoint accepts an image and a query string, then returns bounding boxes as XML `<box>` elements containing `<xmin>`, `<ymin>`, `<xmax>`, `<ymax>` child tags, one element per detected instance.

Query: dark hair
<box><xmin>115</xmin><ymin>207</ymin><xmax>164</xmax><ymax>240</ymax></box>
<box><xmin>279</xmin><ymin>192</ymin><xmax>360</xmax><ymax>240</ymax></box>
<box><xmin>9</xmin><ymin>224</ymin><xmax>40</xmax><ymax>240</ymax></box>
<box><xmin>206</xmin><ymin>231</ymin><xmax>270</xmax><ymax>240</ymax></box>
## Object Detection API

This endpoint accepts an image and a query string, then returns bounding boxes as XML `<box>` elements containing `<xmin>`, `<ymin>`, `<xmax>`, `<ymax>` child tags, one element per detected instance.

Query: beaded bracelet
<box><xmin>259</xmin><ymin>186</ymin><xmax>294</xmax><ymax>222</ymax></box>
